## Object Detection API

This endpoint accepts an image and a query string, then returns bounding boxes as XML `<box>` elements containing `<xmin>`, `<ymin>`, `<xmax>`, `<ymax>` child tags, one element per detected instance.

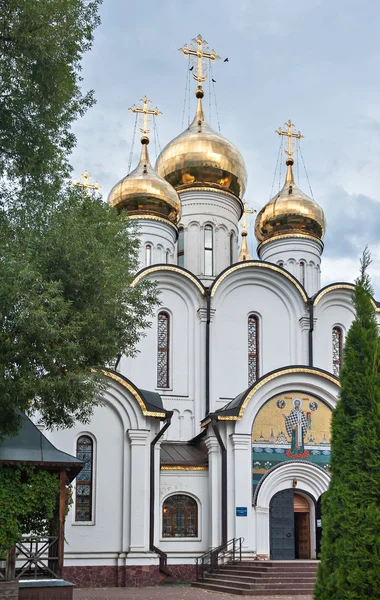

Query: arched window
<box><xmin>157</xmin><ymin>311</ymin><xmax>170</xmax><ymax>388</ymax></box>
<box><xmin>278</xmin><ymin>261</ymin><xmax>284</xmax><ymax>268</ymax></box>
<box><xmin>332</xmin><ymin>326</ymin><xmax>343</xmax><ymax>376</ymax></box>
<box><xmin>162</xmin><ymin>494</ymin><xmax>198</xmax><ymax>537</ymax></box>
<box><xmin>177</xmin><ymin>228</ymin><xmax>184</xmax><ymax>267</ymax></box>
<box><xmin>166</xmin><ymin>250</ymin><xmax>170</xmax><ymax>264</ymax></box>
<box><xmin>300</xmin><ymin>261</ymin><xmax>305</xmax><ymax>286</ymax></box>
<box><xmin>248</xmin><ymin>314</ymin><xmax>259</xmax><ymax>385</ymax></box>
<box><xmin>75</xmin><ymin>435</ymin><xmax>93</xmax><ymax>522</ymax></box>
<box><xmin>230</xmin><ymin>232</ymin><xmax>235</xmax><ymax>265</ymax></box>
<box><xmin>145</xmin><ymin>244</ymin><xmax>152</xmax><ymax>267</ymax></box>
<box><xmin>204</xmin><ymin>225</ymin><xmax>213</xmax><ymax>276</ymax></box>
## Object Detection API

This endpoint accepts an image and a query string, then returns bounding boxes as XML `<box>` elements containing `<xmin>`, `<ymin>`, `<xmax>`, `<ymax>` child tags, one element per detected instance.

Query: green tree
<box><xmin>0</xmin><ymin>0</ymin><xmax>101</xmax><ymax>182</ymax></box>
<box><xmin>314</xmin><ymin>249</ymin><xmax>380</xmax><ymax>600</ymax></box>
<box><xmin>0</xmin><ymin>0</ymin><xmax>159</xmax><ymax>438</ymax></box>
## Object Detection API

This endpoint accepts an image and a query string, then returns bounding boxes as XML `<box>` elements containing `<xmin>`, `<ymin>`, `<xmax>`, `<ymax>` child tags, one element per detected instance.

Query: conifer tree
<box><xmin>314</xmin><ymin>248</ymin><xmax>380</xmax><ymax>600</ymax></box>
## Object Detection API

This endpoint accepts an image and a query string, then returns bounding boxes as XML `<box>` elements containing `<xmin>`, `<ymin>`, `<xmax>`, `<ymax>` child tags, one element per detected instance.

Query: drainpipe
<box><xmin>211</xmin><ymin>416</ymin><xmax>227</xmax><ymax>546</ymax></box>
<box><xmin>205</xmin><ymin>290</ymin><xmax>211</xmax><ymax>417</ymax></box>
<box><xmin>308</xmin><ymin>299</ymin><xmax>314</xmax><ymax>367</ymax></box>
<box><xmin>150</xmin><ymin>411</ymin><xmax>173</xmax><ymax>576</ymax></box>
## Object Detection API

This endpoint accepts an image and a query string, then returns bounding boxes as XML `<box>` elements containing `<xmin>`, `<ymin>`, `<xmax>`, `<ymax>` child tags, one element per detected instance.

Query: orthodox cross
<box><xmin>240</xmin><ymin>200</ymin><xmax>256</xmax><ymax>233</ymax></box>
<box><xmin>129</xmin><ymin>96</ymin><xmax>161</xmax><ymax>136</ymax></box>
<box><xmin>179</xmin><ymin>34</ymin><xmax>220</xmax><ymax>89</ymax></box>
<box><xmin>72</xmin><ymin>170</ymin><xmax>101</xmax><ymax>191</ymax></box>
<box><xmin>275</xmin><ymin>120</ymin><xmax>304</xmax><ymax>158</ymax></box>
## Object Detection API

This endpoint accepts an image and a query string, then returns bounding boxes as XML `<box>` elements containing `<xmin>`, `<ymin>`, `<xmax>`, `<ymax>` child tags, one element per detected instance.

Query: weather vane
<box><xmin>179</xmin><ymin>34</ymin><xmax>220</xmax><ymax>92</ymax></box>
<box><xmin>276</xmin><ymin>120</ymin><xmax>304</xmax><ymax>158</ymax></box>
<box><xmin>129</xmin><ymin>96</ymin><xmax>161</xmax><ymax>137</ymax></box>
<box><xmin>72</xmin><ymin>170</ymin><xmax>101</xmax><ymax>191</ymax></box>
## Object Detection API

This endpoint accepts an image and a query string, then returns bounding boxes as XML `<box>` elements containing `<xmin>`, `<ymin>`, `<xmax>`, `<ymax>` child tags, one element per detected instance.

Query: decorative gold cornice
<box><xmin>102</xmin><ymin>370</ymin><xmax>166</xmax><ymax>418</ymax></box>
<box><xmin>178</xmin><ymin>185</ymin><xmax>243</xmax><ymax>203</ymax></box>
<box><xmin>314</xmin><ymin>284</ymin><xmax>380</xmax><ymax>312</ymax></box>
<box><xmin>160</xmin><ymin>465</ymin><xmax>208</xmax><ymax>471</ymax></box>
<box><xmin>128</xmin><ymin>214</ymin><xmax>178</xmax><ymax>233</ymax></box>
<box><xmin>132</xmin><ymin>265</ymin><xmax>206</xmax><ymax>295</ymax></box>
<box><xmin>210</xmin><ymin>262</ymin><xmax>308</xmax><ymax>302</ymax></box>
<box><xmin>257</xmin><ymin>233</ymin><xmax>324</xmax><ymax>252</ymax></box>
<box><xmin>216</xmin><ymin>367</ymin><xmax>340</xmax><ymax>421</ymax></box>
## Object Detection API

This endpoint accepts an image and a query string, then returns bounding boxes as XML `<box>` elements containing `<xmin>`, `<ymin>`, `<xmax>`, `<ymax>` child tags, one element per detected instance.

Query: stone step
<box><xmin>192</xmin><ymin>581</ymin><xmax>315</xmax><ymax>596</ymax></box>
<box><xmin>221</xmin><ymin>567</ymin><xmax>318</xmax><ymax>576</ymax></box>
<box><xmin>214</xmin><ymin>573</ymin><xmax>316</xmax><ymax>584</ymax></box>
<box><xmin>209</xmin><ymin>578</ymin><xmax>315</xmax><ymax>591</ymax></box>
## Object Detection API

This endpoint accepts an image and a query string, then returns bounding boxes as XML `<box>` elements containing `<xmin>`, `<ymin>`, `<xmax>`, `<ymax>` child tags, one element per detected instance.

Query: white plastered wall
<box><xmin>209</xmin><ymin>265</ymin><xmax>309</xmax><ymax>411</ymax></box>
<box><xmin>121</xmin><ymin>269</ymin><xmax>206</xmax><ymax>439</ymax></box>
<box><xmin>135</xmin><ymin>218</ymin><xmax>177</xmax><ymax>268</ymax></box>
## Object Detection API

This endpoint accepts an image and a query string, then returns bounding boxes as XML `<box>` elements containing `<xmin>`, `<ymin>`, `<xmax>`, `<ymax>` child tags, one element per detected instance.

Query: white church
<box><xmin>46</xmin><ymin>35</ymin><xmax>376</xmax><ymax>588</ymax></box>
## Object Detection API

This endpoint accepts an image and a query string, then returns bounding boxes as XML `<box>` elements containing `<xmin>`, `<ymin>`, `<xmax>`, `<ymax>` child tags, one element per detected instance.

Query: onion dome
<box><xmin>254</xmin><ymin>157</ymin><xmax>325</xmax><ymax>244</ymax></box>
<box><xmin>108</xmin><ymin>137</ymin><xmax>181</xmax><ymax>225</ymax></box>
<box><xmin>155</xmin><ymin>90</ymin><xmax>247</xmax><ymax>199</ymax></box>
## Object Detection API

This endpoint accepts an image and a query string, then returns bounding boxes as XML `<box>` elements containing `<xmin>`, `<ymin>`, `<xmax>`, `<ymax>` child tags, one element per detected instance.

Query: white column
<box><xmin>255</xmin><ymin>506</ymin><xmax>270</xmax><ymax>559</ymax></box>
<box><xmin>128</xmin><ymin>429</ymin><xmax>150</xmax><ymax>553</ymax></box>
<box><xmin>230</xmin><ymin>433</ymin><xmax>253</xmax><ymax>552</ymax></box>
<box><xmin>204</xmin><ymin>436</ymin><xmax>221</xmax><ymax>548</ymax></box>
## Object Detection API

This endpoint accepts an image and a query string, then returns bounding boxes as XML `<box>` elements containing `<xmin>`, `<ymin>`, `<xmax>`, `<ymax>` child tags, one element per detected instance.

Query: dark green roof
<box><xmin>0</xmin><ymin>413</ymin><xmax>84</xmax><ymax>482</ymax></box>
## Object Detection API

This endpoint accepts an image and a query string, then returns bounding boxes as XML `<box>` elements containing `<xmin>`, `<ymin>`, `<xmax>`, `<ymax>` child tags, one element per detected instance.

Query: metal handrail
<box><xmin>195</xmin><ymin>537</ymin><xmax>244</xmax><ymax>580</ymax></box>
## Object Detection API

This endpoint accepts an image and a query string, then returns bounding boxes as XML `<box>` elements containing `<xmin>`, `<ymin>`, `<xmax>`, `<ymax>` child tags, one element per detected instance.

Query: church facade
<box><xmin>45</xmin><ymin>37</ymin><xmax>378</xmax><ymax>587</ymax></box>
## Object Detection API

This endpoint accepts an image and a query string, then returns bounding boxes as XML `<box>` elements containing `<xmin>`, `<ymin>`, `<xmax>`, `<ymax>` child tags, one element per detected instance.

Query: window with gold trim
<box><xmin>162</xmin><ymin>494</ymin><xmax>198</xmax><ymax>537</ymax></box>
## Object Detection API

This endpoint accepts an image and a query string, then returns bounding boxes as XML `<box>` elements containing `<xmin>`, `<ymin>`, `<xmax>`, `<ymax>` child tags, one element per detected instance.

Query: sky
<box><xmin>71</xmin><ymin>0</ymin><xmax>380</xmax><ymax>294</ymax></box>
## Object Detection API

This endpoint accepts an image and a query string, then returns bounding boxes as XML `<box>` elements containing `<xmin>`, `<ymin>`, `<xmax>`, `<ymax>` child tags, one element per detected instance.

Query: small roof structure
<box><xmin>0</xmin><ymin>412</ymin><xmax>84</xmax><ymax>482</ymax></box>
<box><xmin>161</xmin><ymin>441</ymin><xmax>208</xmax><ymax>468</ymax></box>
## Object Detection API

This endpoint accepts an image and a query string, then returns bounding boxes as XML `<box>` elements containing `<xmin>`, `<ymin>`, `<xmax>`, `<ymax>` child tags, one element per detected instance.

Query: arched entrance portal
<box><xmin>270</xmin><ymin>490</ymin><xmax>316</xmax><ymax>560</ymax></box>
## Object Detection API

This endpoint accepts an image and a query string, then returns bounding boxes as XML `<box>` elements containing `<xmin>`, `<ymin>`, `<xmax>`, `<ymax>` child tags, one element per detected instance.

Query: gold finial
<box><xmin>275</xmin><ymin>120</ymin><xmax>304</xmax><ymax>158</ymax></box>
<box><xmin>129</xmin><ymin>96</ymin><xmax>161</xmax><ymax>138</ymax></box>
<box><xmin>179</xmin><ymin>34</ymin><xmax>220</xmax><ymax>95</ymax></box>
<box><xmin>238</xmin><ymin>201</ymin><xmax>256</xmax><ymax>261</ymax></box>
<box><xmin>72</xmin><ymin>170</ymin><xmax>101</xmax><ymax>191</ymax></box>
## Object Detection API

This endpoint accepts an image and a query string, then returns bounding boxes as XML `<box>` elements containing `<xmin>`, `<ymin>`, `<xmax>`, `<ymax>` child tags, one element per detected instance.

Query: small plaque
<box><xmin>236</xmin><ymin>506</ymin><xmax>247</xmax><ymax>517</ymax></box>
<box><xmin>317</xmin><ymin>519</ymin><xmax>322</xmax><ymax>527</ymax></box>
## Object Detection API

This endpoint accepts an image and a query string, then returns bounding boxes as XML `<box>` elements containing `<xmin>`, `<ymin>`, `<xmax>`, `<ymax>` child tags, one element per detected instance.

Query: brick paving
<box><xmin>74</xmin><ymin>586</ymin><xmax>313</xmax><ymax>600</ymax></box>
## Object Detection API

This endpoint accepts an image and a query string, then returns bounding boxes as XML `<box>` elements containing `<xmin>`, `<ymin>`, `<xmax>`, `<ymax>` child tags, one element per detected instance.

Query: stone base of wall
<box><xmin>63</xmin><ymin>564</ymin><xmax>197</xmax><ymax>588</ymax></box>
<box><xmin>0</xmin><ymin>580</ymin><xmax>19</xmax><ymax>600</ymax></box>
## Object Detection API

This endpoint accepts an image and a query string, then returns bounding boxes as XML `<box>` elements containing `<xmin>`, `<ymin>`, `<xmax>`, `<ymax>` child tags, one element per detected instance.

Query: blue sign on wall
<box><xmin>236</xmin><ymin>506</ymin><xmax>247</xmax><ymax>517</ymax></box>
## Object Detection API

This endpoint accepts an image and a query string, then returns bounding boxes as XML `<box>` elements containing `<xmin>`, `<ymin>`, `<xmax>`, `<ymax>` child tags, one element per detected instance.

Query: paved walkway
<box><xmin>74</xmin><ymin>586</ymin><xmax>313</xmax><ymax>600</ymax></box>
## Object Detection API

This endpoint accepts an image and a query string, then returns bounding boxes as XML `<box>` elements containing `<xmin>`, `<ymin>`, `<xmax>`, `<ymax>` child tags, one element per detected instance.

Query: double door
<box><xmin>269</xmin><ymin>489</ymin><xmax>311</xmax><ymax>560</ymax></box>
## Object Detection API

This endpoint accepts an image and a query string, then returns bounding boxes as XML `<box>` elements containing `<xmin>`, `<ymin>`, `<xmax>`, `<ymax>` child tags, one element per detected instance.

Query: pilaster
<box><xmin>127</xmin><ymin>429</ymin><xmax>150</xmax><ymax>552</ymax></box>
<box><xmin>204</xmin><ymin>436</ymin><xmax>221</xmax><ymax>548</ymax></box>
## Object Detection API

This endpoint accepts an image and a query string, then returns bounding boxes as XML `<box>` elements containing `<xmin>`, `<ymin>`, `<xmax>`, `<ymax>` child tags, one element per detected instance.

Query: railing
<box><xmin>195</xmin><ymin>537</ymin><xmax>244</xmax><ymax>580</ymax></box>
<box><xmin>1</xmin><ymin>536</ymin><xmax>60</xmax><ymax>580</ymax></box>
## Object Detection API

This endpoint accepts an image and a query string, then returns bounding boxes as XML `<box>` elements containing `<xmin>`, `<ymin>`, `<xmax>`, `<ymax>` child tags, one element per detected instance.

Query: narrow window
<box><xmin>166</xmin><ymin>250</ymin><xmax>170</xmax><ymax>264</ymax></box>
<box><xmin>157</xmin><ymin>311</ymin><xmax>170</xmax><ymax>388</ymax></box>
<box><xmin>278</xmin><ymin>261</ymin><xmax>284</xmax><ymax>268</ymax></box>
<box><xmin>76</xmin><ymin>436</ymin><xmax>93</xmax><ymax>522</ymax></box>
<box><xmin>162</xmin><ymin>494</ymin><xmax>198</xmax><ymax>537</ymax></box>
<box><xmin>145</xmin><ymin>244</ymin><xmax>152</xmax><ymax>267</ymax></box>
<box><xmin>332</xmin><ymin>326</ymin><xmax>343</xmax><ymax>376</ymax></box>
<box><xmin>248</xmin><ymin>315</ymin><xmax>259</xmax><ymax>385</ymax></box>
<box><xmin>300</xmin><ymin>261</ymin><xmax>305</xmax><ymax>286</ymax></box>
<box><xmin>230</xmin><ymin>232</ymin><xmax>234</xmax><ymax>265</ymax></box>
<box><xmin>177</xmin><ymin>228</ymin><xmax>184</xmax><ymax>267</ymax></box>
<box><xmin>204</xmin><ymin>225</ymin><xmax>213</xmax><ymax>276</ymax></box>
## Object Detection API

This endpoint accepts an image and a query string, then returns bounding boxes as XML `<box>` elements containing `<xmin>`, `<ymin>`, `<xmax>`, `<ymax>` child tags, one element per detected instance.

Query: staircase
<box><xmin>192</xmin><ymin>560</ymin><xmax>319</xmax><ymax>596</ymax></box>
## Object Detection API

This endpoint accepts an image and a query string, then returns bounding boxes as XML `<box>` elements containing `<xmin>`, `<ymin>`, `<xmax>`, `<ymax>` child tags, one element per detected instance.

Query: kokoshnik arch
<box><xmin>44</xmin><ymin>34</ymin><xmax>380</xmax><ymax>587</ymax></box>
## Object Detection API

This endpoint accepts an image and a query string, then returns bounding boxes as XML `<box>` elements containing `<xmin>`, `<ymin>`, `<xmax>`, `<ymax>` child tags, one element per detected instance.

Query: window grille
<box><xmin>332</xmin><ymin>326</ymin><xmax>343</xmax><ymax>376</ymax></box>
<box><xmin>248</xmin><ymin>314</ymin><xmax>259</xmax><ymax>386</ymax></box>
<box><xmin>162</xmin><ymin>494</ymin><xmax>198</xmax><ymax>537</ymax></box>
<box><xmin>157</xmin><ymin>312</ymin><xmax>170</xmax><ymax>388</ymax></box>
<box><xmin>75</xmin><ymin>436</ymin><xmax>93</xmax><ymax>521</ymax></box>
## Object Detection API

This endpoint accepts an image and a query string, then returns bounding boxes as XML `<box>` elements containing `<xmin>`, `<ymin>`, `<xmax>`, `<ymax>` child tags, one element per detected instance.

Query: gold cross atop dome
<box><xmin>129</xmin><ymin>96</ymin><xmax>161</xmax><ymax>137</ymax></box>
<box><xmin>72</xmin><ymin>170</ymin><xmax>101</xmax><ymax>191</ymax></box>
<box><xmin>240</xmin><ymin>200</ymin><xmax>256</xmax><ymax>234</ymax></box>
<box><xmin>179</xmin><ymin>34</ymin><xmax>220</xmax><ymax>92</ymax></box>
<box><xmin>276</xmin><ymin>120</ymin><xmax>304</xmax><ymax>158</ymax></box>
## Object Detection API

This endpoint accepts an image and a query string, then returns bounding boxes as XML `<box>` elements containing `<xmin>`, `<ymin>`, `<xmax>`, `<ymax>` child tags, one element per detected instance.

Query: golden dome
<box><xmin>155</xmin><ymin>93</ymin><xmax>247</xmax><ymax>199</ymax></box>
<box><xmin>255</xmin><ymin>158</ymin><xmax>326</xmax><ymax>245</ymax></box>
<box><xmin>108</xmin><ymin>138</ymin><xmax>181</xmax><ymax>225</ymax></box>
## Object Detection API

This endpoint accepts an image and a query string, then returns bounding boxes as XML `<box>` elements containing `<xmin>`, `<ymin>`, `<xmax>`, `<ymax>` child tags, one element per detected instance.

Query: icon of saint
<box><xmin>283</xmin><ymin>398</ymin><xmax>308</xmax><ymax>456</ymax></box>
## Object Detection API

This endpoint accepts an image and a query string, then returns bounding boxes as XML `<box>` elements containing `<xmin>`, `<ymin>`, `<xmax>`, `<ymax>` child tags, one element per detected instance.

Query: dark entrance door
<box><xmin>269</xmin><ymin>489</ymin><xmax>295</xmax><ymax>560</ymax></box>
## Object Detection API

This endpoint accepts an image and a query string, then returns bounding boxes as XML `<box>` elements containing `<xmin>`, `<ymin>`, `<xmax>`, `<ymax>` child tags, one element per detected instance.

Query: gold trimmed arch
<box><xmin>217</xmin><ymin>367</ymin><xmax>340</xmax><ymax>422</ymax></box>
<box><xmin>102</xmin><ymin>370</ymin><xmax>166</xmax><ymax>418</ymax></box>
<box><xmin>131</xmin><ymin>265</ymin><xmax>206</xmax><ymax>296</ymax></box>
<box><xmin>210</xmin><ymin>261</ymin><xmax>308</xmax><ymax>302</ymax></box>
<box><xmin>313</xmin><ymin>283</ymin><xmax>380</xmax><ymax>313</ymax></box>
